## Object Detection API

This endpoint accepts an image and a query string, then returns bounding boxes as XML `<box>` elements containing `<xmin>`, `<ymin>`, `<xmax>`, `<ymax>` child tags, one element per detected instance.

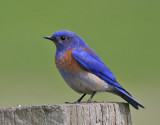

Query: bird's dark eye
<box><xmin>60</xmin><ymin>36</ymin><xmax>66</xmax><ymax>40</ymax></box>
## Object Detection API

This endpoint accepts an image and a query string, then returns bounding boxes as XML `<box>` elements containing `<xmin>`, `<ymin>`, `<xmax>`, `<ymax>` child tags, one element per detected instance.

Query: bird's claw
<box><xmin>87</xmin><ymin>100</ymin><xmax>97</xmax><ymax>103</ymax></box>
<box><xmin>65</xmin><ymin>101</ymin><xmax>97</xmax><ymax>104</ymax></box>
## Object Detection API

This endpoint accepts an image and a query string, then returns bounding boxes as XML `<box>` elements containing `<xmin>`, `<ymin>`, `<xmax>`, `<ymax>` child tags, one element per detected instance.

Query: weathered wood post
<box><xmin>0</xmin><ymin>102</ymin><xmax>131</xmax><ymax>125</ymax></box>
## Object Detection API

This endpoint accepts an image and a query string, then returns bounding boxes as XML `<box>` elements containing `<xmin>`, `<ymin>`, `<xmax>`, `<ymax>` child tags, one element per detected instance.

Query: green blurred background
<box><xmin>0</xmin><ymin>0</ymin><xmax>159</xmax><ymax>124</ymax></box>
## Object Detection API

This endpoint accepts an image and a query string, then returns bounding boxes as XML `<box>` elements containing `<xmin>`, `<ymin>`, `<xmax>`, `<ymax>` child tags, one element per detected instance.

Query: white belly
<box><xmin>60</xmin><ymin>70</ymin><xmax>114</xmax><ymax>94</ymax></box>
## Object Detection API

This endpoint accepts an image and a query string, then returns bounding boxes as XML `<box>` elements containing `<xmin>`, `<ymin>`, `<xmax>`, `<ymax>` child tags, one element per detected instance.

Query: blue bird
<box><xmin>44</xmin><ymin>30</ymin><xmax>144</xmax><ymax>109</ymax></box>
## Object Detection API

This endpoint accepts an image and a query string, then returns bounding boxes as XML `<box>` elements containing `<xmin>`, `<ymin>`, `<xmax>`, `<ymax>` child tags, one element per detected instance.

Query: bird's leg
<box><xmin>75</xmin><ymin>93</ymin><xmax>86</xmax><ymax>103</ymax></box>
<box><xmin>87</xmin><ymin>91</ymin><xmax>97</xmax><ymax>103</ymax></box>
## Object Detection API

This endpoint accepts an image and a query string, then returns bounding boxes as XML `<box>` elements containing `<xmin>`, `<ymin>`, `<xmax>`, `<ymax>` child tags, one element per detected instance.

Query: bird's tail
<box><xmin>113</xmin><ymin>87</ymin><xmax>144</xmax><ymax>109</ymax></box>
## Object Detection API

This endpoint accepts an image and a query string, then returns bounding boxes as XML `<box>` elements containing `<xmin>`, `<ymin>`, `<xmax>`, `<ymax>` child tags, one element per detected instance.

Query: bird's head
<box><xmin>44</xmin><ymin>31</ymin><xmax>87</xmax><ymax>53</ymax></box>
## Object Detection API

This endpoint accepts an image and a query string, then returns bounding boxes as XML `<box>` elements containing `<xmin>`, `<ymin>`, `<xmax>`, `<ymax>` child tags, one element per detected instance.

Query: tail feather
<box><xmin>114</xmin><ymin>87</ymin><xmax>144</xmax><ymax>109</ymax></box>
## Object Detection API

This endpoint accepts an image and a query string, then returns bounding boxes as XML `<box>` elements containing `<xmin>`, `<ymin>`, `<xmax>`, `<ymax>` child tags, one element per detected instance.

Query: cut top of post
<box><xmin>0</xmin><ymin>102</ymin><xmax>131</xmax><ymax>125</ymax></box>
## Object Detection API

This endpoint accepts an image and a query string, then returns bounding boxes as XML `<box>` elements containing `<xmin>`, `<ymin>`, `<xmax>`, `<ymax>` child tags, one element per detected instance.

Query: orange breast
<box><xmin>55</xmin><ymin>48</ymin><xmax>86</xmax><ymax>73</ymax></box>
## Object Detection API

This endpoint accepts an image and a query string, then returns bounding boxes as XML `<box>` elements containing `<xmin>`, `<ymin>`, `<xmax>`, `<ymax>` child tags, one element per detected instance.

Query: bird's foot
<box><xmin>65</xmin><ymin>101</ymin><xmax>83</xmax><ymax>104</ymax></box>
<box><xmin>65</xmin><ymin>101</ymin><xmax>97</xmax><ymax>104</ymax></box>
<box><xmin>65</xmin><ymin>102</ymin><xmax>73</xmax><ymax>104</ymax></box>
<box><xmin>73</xmin><ymin>100</ymin><xmax>91</xmax><ymax>104</ymax></box>
<box><xmin>87</xmin><ymin>100</ymin><xmax>97</xmax><ymax>103</ymax></box>
<box><xmin>77</xmin><ymin>101</ymin><xmax>97</xmax><ymax>103</ymax></box>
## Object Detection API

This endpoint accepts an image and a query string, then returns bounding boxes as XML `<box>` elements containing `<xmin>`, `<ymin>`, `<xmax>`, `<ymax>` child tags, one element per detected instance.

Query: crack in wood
<box><xmin>0</xmin><ymin>103</ymin><xmax>131</xmax><ymax>125</ymax></box>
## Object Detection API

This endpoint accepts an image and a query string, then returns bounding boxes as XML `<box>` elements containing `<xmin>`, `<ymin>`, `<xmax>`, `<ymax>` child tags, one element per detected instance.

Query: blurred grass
<box><xmin>0</xmin><ymin>0</ymin><xmax>160</xmax><ymax>124</ymax></box>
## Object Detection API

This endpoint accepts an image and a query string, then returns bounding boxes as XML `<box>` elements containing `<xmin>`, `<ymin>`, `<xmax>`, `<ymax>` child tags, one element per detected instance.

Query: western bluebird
<box><xmin>44</xmin><ymin>30</ymin><xmax>144</xmax><ymax>109</ymax></box>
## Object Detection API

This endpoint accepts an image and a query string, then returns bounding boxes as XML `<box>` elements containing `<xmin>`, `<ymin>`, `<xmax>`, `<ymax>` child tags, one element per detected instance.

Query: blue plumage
<box><xmin>44</xmin><ymin>30</ymin><xmax>144</xmax><ymax>109</ymax></box>
<box><xmin>72</xmin><ymin>48</ymin><xmax>144</xmax><ymax>109</ymax></box>
<box><xmin>114</xmin><ymin>87</ymin><xmax>144</xmax><ymax>109</ymax></box>
<box><xmin>72</xmin><ymin>49</ymin><xmax>119</xmax><ymax>87</ymax></box>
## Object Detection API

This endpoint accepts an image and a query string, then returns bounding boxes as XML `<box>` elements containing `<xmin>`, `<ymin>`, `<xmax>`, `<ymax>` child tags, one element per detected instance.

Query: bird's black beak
<box><xmin>43</xmin><ymin>36</ymin><xmax>54</xmax><ymax>41</ymax></box>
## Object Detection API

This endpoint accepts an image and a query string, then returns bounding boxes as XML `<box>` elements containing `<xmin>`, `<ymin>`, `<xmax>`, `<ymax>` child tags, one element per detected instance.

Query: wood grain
<box><xmin>0</xmin><ymin>102</ymin><xmax>131</xmax><ymax>125</ymax></box>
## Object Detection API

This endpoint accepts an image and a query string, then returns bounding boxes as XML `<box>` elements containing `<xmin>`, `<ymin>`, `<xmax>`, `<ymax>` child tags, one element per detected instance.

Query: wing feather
<box><xmin>72</xmin><ymin>48</ymin><xmax>122</xmax><ymax>88</ymax></box>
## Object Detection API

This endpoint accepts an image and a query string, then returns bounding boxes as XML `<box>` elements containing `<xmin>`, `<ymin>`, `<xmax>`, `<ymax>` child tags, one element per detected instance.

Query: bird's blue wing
<box><xmin>72</xmin><ymin>48</ymin><xmax>144</xmax><ymax>109</ymax></box>
<box><xmin>72</xmin><ymin>48</ymin><xmax>122</xmax><ymax>88</ymax></box>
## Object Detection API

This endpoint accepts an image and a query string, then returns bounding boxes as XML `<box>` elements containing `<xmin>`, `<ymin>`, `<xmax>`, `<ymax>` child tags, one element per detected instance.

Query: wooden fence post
<box><xmin>0</xmin><ymin>102</ymin><xmax>131</xmax><ymax>125</ymax></box>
